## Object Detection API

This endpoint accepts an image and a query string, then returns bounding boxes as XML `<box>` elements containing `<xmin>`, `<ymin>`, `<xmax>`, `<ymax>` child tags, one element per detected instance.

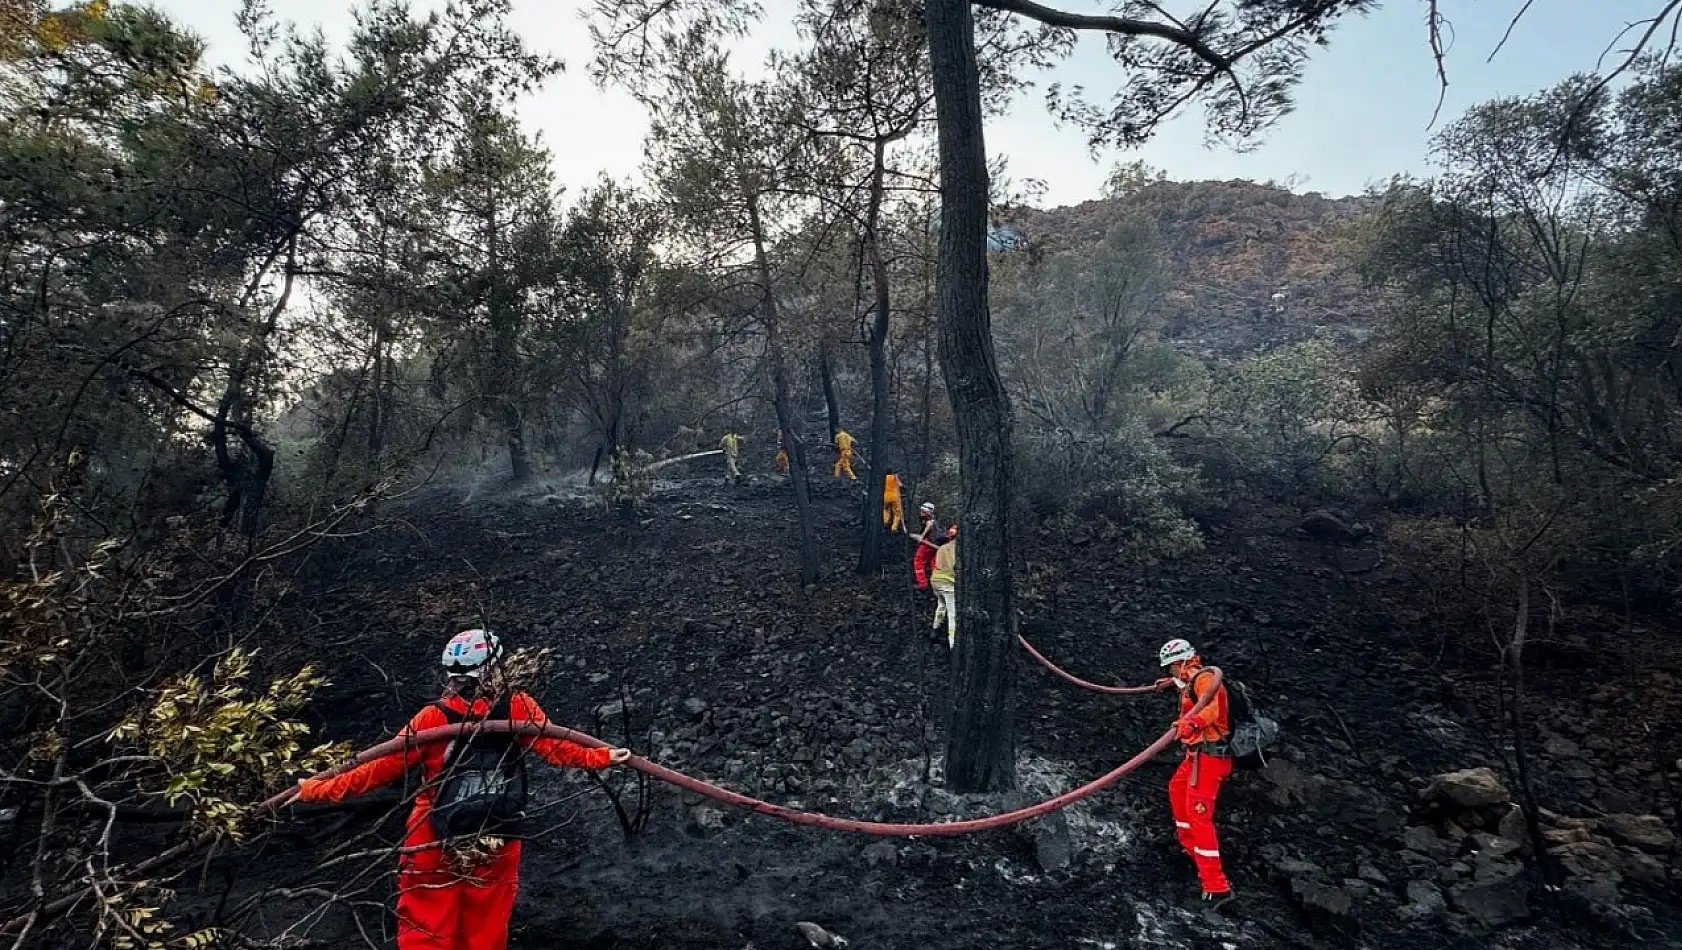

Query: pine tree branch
<box><xmin>969</xmin><ymin>0</ymin><xmax>1230</xmax><ymax>70</ymax></box>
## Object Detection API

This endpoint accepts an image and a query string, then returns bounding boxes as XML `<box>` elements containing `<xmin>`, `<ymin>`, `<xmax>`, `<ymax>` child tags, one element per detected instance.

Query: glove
<box><xmin>1154</xmin><ymin>677</ymin><xmax>1176</xmax><ymax>693</ymax></box>
<box><xmin>294</xmin><ymin>777</ymin><xmax>331</xmax><ymax>804</ymax></box>
<box><xmin>1175</xmin><ymin>718</ymin><xmax>1202</xmax><ymax>742</ymax></box>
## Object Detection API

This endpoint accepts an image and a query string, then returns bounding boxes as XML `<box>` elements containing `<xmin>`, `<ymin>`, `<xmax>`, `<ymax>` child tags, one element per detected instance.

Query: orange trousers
<box><xmin>1168</xmin><ymin>752</ymin><xmax>1232</xmax><ymax>894</ymax></box>
<box><xmin>396</xmin><ymin>840</ymin><xmax>522</xmax><ymax>950</ymax></box>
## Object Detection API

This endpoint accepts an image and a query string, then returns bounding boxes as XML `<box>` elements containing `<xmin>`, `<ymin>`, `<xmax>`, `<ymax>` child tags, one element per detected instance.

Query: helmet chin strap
<box><xmin>1169</xmin><ymin>658</ymin><xmax>1196</xmax><ymax>689</ymax></box>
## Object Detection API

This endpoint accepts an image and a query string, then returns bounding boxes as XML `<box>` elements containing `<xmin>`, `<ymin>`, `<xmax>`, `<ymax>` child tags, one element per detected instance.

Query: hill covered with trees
<box><xmin>1005</xmin><ymin>175</ymin><xmax>1377</xmax><ymax>359</ymax></box>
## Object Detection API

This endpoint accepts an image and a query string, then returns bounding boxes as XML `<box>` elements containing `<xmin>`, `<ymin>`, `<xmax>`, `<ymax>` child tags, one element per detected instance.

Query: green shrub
<box><xmin>1019</xmin><ymin>422</ymin><xmax>1205</xmax><ymax>564</ymax></box>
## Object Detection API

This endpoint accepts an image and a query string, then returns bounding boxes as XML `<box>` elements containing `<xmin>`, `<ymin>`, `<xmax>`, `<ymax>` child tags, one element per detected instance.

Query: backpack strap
<box><xmin>1187</xmin><ymin>668</ymin><xmax>1232</xmax><ymax>747</ymax></box>
<box><xmin>1186</xmin><ymin>666</ymin><xmax>1220</xmax><ymax>702</ymax></box>
<box><xmin>433</xmin><ymin>701</ymin><xmax>467</xmax><ymax>724</ymax></box>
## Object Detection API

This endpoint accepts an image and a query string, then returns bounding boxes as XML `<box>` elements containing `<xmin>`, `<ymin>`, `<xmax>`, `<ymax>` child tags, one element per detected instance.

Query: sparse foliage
<box><xmin>1356</xmin><ymin>60</ymin><xmax>1682</xmax><ymax>598</ymax></box>
<box><xmin>108</xmin><ymin>649</ymin><xmax>347</xmax><ymax>839</ymax></box>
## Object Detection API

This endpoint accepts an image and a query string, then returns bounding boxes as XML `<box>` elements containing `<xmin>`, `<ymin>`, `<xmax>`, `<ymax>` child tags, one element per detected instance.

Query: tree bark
<box><xmin>819</xmin><ymin>345</ymin><xmax>843</xmax><ymax>442</ymax></box>
<box><xmin>919</xmin><ymin>223</ymin><xmax>936</xmax><ymax>480</ymax></box>
<box><xmin>749</xmin><ymin>195</ymin><xmax>821</xmax><ymax>585</ymax></box>
<box><xmin>591</xmin><ymin>301</ymin><xmax>631</xmax><ymax>487</ymax></box>
<box><xmin>317</xmin><ymin>343</ymin><xmax>374</xmax><ymax>495</ymax></box>
<box><xmin>1505</xmin><ymin>577</ymin><xmax>1562</xmax><ymax>892</ymax></box>
<box><xmin>480</xmin><ymin>160</ymin><xmax>530</xmax><ymax>485</ymax></box>
<box><xmin>589</xmin><ymin>414</ymin><xmax>619</xmax><ymax>487</ymax></box>
<box><xmin>368</xmin><ymin>320</ymin><xmax>389</xmax><ymax>462</ymax></box>
<box><xmin>928</xmin><ymin>0</ymin><xmax>1017</xmax><ymax>793</ymax></box>
<box><xmin>503</xmin><ymin>401</ymin><xmax>531</xmax><ymax>483</ymax></box>
<box><xmin>859</xmin><ymin>140</ymin><xmax>895</xmax><ymax>576</ymax></box>
<box><xmin>214</xmin><ymin>239</ymin><xmax>296</xmax><ymax>539</ymax></box>
<box><xmin>492</xmin><ymin>285</ymin><xmax>531</xmax><ymax>483</ymax></box>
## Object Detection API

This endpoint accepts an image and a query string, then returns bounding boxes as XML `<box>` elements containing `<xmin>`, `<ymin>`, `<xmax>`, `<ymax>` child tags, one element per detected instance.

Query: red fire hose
<box><xmin>0</xmin><ymin>720</ymin><xmax>1176</xmax><ymax>936</ymax></box>
<box><xmin>4</xmin><ymin>658</ymin><xmax>1183</xmax><ymax>939</ymax></box>
<box><xmin>1016</xmin><ymin>635</ymin><xmax>1162</xmax><ymax>696</ymax></box>
<box><xmin>265</xmin><ymin>721</ymin><xmax>1178</xmax><ymax>836</ymax></box>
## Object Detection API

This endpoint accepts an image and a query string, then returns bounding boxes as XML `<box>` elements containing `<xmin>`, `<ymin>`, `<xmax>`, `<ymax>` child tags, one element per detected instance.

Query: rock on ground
<box><xmin>1600</xmin><ymin>814</ymin><xmax>1677</xmax><ymax>854</ymax></box>
<box><xmin>1423</xmin><ymin>767</ymin><xmax>1511</xmax><ymax>809</ymax></box>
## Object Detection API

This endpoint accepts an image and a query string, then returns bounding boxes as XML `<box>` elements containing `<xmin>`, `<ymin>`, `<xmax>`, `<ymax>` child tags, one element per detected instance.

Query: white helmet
<box><xmin>1158</xmin><ymin>638</ymin><xmax>1197</xmax><ymax>668</ymax></box>
<box><xmin>442</xmin><ymin>629</ymin><xmax>502</xmax><ymax>677</ymax></box>
<box><xmin>920</xmin><ymin>502</ymin><xmax>935</xmax><ymax>515</ymax></box>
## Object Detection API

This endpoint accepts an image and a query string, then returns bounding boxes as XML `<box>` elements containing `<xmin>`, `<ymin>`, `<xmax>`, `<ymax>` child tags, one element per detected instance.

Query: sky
<box><xmin>151</xmin><ymin>0</ymin><xmax>1651</xmax><ymax>206</ymax></box>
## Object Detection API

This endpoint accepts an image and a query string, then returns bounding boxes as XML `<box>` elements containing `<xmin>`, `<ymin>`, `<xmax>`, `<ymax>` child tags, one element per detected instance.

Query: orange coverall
<box><xmin>295</xmin><ymin>692</ymin><xmax>612</xmax><ymax>950</ymax></box>
<box><xmin>882</xmin><ymin>473</ymin><xmax>905</xmax><ymax>532</ymax></box>
<box><xmin>1169</xmin><ymin>662</ymin><xmax>1233</xmax><ymax>895</ymax></box>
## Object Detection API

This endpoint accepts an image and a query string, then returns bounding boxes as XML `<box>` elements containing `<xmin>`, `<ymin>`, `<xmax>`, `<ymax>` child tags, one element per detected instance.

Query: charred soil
<box><xmin>109</xmin><ymin>476</ymin><xmax>1682</xmax><ymax>950</ymax></box>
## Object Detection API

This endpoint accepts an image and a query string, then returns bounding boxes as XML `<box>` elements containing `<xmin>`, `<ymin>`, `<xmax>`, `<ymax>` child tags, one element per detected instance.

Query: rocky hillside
<box><xmin>1006</xmin><ymin>180</ymin><xmax>1379</xmax><ymax>359</ymax></box>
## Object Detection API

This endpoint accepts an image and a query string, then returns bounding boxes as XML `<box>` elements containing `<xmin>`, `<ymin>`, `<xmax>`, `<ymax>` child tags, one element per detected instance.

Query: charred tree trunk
<box><xmin>214</xmin><ymin>238</ymin><xmax>296</xmax><ymax>539</ymax></box>
<box><xmin>483</xmin><ymin>172</ymin><xmax>530</xmax><ymax>485</ymax></box>
<box><xmin>367</xmin><ymin>225</ymin><xmax>393</xmax><ymax>467</ymax></box>
<box><xmin>859</xmin><ymin>141</ymin><xmax>895</xmax><ymax>576</ymax></box>
<box><xmin>919</xmin><ymin>234</ymin><xmax>935</xmax><ymax>480</ymax></box>
<box><xmin>492</xmin><ymin>296</ymin><xmax>531</xmax><ymax>483</ymax></box>
<box><xmin>368</xmin><ymin>321</ymin><xmax>389</xmax><ymax>462</ymax></box>
<box><xmin>591</xmin><ymin>306</ymin><xmax>632</xmax><ymax>487</ymax></box>
<box><xmin>750</xmin><ymin>195</ymin><xmax>821</xmax><ymax>585</ymax></box>
<box><xmin>318</xmin><ymin>344</ymin><xmax>375</xmax><ymax>494</ymax></box>
<box><xmin>771</xmin><ymin>368</ymin><xmax>820</xmax><ymax>584</ymax></box>
<box><xmin>589</xmin><ymin>413</ymin><xmax>620</xmax><ymax>487</ymax></box>
<box><xmin>589</xmin><ymin>444</ymin><xmax>606</xmax><ymax>486</ymax></box>
<box><xmin>928</xmin><ymin>0</ymin><xmax>1017</xmax><ymax>793</ymax></box>
<box><xmin>502</xmin><ymin>400</ymin><xmax>531</xmax><ymax>483</ymax></box>
<box><xmin>1505</xmin><ymin>577</ymin><xmax>1562</xmax><ymax>894</ymax></box>
<box><xmin>588</xmin><ymin>384</ymin><xmax>624</xmax><ymax>487</ymax></box>
<box><xmin>819</xmin><ymin>346</ymin><xmax>842</xmax><ymax>442</ymax></box>
<box><xmin>214</xmin><ymin>390</ymin><xmax>277</xmax><ymax>541</ymax></box>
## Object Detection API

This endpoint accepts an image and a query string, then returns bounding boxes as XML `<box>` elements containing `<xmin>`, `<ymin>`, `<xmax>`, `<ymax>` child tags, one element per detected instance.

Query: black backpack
<box><xmin>1220</xmin><ymin>675</ymin><xmax>1281</xmax><ymax>771</ymax></box>
<box><xmin>428</xmin><ymin>696</ymin><xmax>529</xmax><ymax>840</ymax></box>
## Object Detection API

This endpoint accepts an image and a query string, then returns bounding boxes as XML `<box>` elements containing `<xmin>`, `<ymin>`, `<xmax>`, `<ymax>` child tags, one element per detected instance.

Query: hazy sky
<box><xmin>154</xmin><ymin>0</ymin><xmax>1642</xmax><ymax>206</ymax></box>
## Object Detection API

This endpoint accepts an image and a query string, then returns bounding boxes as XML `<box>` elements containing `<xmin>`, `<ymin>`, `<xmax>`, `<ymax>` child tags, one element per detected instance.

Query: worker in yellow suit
<box><xmin>720</xmin><ymin>432</ymin><xmax>742</xmax><ymax>481</ymax></box>
<box><xmin>882</xmin><ymin>470</ymin><xmax>905</xmax><ymax>532</ymax></box>
<box><xmin>774</xmin><ymin>430</ymin><xmax>789</xmax><ymax>474</ymax></box>
<box><xmin>833</xmin><ymin>429</ymin><xmax>857</xmax><ymax>481</ymax></box>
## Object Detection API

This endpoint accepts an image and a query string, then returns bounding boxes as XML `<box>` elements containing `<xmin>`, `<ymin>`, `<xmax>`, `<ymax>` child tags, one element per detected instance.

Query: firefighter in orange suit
<box><xmin>1155</xmin><ymin>638</ymin><xmax>1234</xmax><ymax>908</ymax></box>
<box><xmin>294</xmin><ymin>630</ymin><xmax>631</xmax><ymax>950</ymax></box>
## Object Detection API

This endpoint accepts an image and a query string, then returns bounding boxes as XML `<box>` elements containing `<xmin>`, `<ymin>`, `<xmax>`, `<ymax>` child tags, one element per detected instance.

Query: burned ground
<box><xmin>130</xmin><ymin>476</ymin><xmax>1682</xmax><ymax>950</ymax></box>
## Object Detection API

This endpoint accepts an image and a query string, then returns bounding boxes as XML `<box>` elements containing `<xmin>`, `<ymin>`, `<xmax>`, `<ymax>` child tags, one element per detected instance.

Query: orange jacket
<box><xmin>295</xmin><ymin>691</ymin><xmax>610</xmax><ymax>846</ymax></box>
<box><xmin>1177</xmin><ymin>662</ymin><xmax>1230</xmax><ymax>746</ymax></box>
<box><xmin>883</xmin><ymin>473</ymin><xmax>902</xmax><ymax>505</ymax></box>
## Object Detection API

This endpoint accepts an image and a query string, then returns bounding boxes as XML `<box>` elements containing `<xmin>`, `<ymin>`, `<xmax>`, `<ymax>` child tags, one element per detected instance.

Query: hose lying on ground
<box><xmin>1</xmin><ymin>722</ymin><xmax>1176</xmax><ymax>936</ymax></box>
<box><xmin>1016</xmin><ymin>635</ymin><xmax>1162</xmax><ymax>696</ymax></box>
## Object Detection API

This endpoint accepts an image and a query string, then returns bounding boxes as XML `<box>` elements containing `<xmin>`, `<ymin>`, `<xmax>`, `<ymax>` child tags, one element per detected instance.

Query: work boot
<box><xmin>1200</xmin><ymin>890</ymin><xmax>1234</xmax><ymax>911</ymax></box>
